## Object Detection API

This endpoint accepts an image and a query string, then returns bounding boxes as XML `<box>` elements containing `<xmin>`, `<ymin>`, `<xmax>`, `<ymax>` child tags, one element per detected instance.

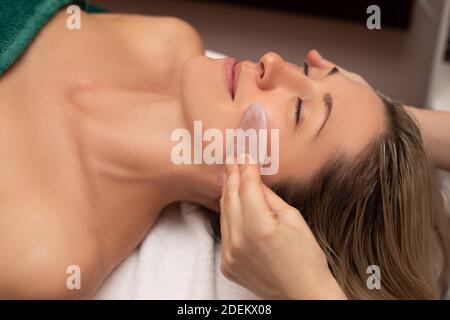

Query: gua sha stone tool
<box><xmin>236</xmin><ymin>102</ymin><xmax>268</xmax><ymax>165</ymax></box>
<box><xmin>240</xmin><ymin>102</ymin><xmax>267</xmax><ymax>133</ymax></box>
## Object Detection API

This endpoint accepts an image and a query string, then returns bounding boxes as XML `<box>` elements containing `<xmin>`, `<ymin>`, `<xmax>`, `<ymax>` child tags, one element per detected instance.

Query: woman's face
<box><xmin>181</xmin><ymin>52</ymin><xmax>386</xmax><ymax>184</ymax></box>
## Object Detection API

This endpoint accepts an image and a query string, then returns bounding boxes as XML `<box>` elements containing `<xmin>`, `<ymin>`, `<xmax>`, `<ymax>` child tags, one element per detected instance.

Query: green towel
<box><xmin>0</xmin><ymin>0</ymin><xmax>106</xmax><ymax>75</ymax></box>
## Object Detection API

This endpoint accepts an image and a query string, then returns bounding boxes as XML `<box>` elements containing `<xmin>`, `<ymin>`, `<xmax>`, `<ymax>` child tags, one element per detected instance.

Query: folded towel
<box><xmin>0</xmin><ymin>0</ymin><xmax>104</xmax><ymax>74</ymax></box>
<box><xmin>94</xmin><ymin>202</ymin><xmax>258</xmax><ymax>300</ymax></box>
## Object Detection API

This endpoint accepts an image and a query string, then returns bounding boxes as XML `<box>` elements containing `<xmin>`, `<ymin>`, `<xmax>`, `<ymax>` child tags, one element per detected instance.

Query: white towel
<box><xmin>94</xmin><ymin>203</ymin><xmax>257</xmax><ymax>300</ymax></box>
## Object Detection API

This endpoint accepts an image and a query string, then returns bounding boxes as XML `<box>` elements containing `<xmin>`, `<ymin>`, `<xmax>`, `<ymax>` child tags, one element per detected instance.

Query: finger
<box><xmin>307</xmin><ymin>49</ymin><xmax>343</xmax><ymax>74</ymax></box>
<box><xmin>307</xmin><ymin>49</ymin><xmax>368</xmax><ymax>86</ymax></box>
<box><xmin>223</xmin><ymin>161</ymin><xmax>243</xmax><ymax>230</ymax></box>
<box><xmin>238</xmin><ymin>155</ymin><xmax>273</xmax><ymax>221</ymax></box>
<box><xmin>307</xmin><ymin>49</ymin><xmax>334</xmax><ymax>68</ymax></box>
<box><xmin>219</xmin><ymin>188</ymin><xmax>230</xmax><ymax>244</ymax></box>
<box><xmin>307</xmin><ymin>49</ymin><xmax>349</xmax><ymax>75</ymax></box>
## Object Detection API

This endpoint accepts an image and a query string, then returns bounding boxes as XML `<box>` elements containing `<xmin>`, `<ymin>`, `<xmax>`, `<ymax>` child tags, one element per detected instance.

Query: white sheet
<box><xmin>94</xmin><ymin>203</ymin><xmax>257</xmax><ymax>300</ymax></box>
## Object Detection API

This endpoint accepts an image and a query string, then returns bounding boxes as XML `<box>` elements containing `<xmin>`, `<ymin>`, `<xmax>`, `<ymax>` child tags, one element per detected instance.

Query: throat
<box><xmin>68</xmin><ymin>85</ymin><xmax>222</xmax><ymax>213</ymax></box>
<box><xmin>69</xmin><ymin>86</ymin><xmax>184</xmax><ymax>179</ymax></box>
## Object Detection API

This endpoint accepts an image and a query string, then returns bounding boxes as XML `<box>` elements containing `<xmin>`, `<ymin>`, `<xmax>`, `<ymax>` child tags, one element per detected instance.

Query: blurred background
<box><xmin>91</xmin><ymin>0</ymin><xmax>450</xmax><ymax>110</ymax></box>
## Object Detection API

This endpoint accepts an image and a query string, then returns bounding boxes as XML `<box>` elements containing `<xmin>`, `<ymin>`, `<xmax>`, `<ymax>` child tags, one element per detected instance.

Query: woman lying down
<box><xmin>0</xmin><ymin>2</ymin><xmax>449</xmax><ymax>300</ymax></box>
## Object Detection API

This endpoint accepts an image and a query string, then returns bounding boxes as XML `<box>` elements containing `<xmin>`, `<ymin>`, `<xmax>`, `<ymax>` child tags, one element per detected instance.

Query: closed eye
<box><xmin>293</xmin><ymin>63</ymin><xmax>307</xmax><ymax>127</ymax></box>
<box><xmin>295</xmin><ymin>97</ymin><xmax>302</xmax><ymax>125</ymax></box>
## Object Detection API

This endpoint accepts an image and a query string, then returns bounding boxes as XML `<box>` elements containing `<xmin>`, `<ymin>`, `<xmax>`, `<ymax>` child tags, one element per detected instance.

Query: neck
<box><xmin>144</xmin><ymin>97</ymin><xmax>223</xmax><ymax>212</ymax></box>
<box><xmin>75</xmin><ymin>87</ymin><xmax>222</xmax><ymax>214</ymax></box>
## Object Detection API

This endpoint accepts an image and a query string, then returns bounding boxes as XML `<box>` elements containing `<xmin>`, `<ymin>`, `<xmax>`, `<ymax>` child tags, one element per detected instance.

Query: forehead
<box><xmin>323</xmin><ymin>74</ymin><xmax>386</xmax><ymax>157</ymax></box>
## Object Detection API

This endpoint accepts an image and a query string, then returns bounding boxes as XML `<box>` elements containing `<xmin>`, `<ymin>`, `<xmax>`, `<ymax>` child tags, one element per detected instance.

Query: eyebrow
<box><xmin>317</xmin><ymin>93</ymin><xmax>333</xmax><ymax>136</ymax></box>
<box><xmin>303</xmin><ymin>63</ymin><xmax>337</xmax><ymax>136</ymax></box>
<box><xmin>317</xmin><ymin>68</ymin><xmax>338</xmax><ymax>135</ymax></box>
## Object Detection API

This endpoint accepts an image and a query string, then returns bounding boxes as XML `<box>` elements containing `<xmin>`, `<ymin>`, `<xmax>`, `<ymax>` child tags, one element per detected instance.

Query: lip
<box><xmin>232</xmin><ymin>62</ymin><xmax>242</xmax><ymax>100</ymax></box>
<box><xmin>224</xmin><ymin>58</ymin><xmax>240</xmax><ymax>100</ymax></box>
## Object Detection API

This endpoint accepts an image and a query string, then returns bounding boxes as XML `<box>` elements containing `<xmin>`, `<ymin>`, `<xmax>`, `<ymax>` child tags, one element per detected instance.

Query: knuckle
<box><xmin>222</xmin><ymin>246</ymin><xmax>232</xmax><ymax>263</ymax></box>
<box><xmin>254</xmin><ymin>224</ymin><xmax>276</xmax><ymax>241</ymax></box>
<box><xmin>222</xmin><ymin>249</ymin><xmax>236</xmax><ymax>270</ymax></box>
<box><xmin>287</xmin><ymin>207</ymin><xmax>301</xmax><ymax>216</ymax></box>
<box><xmin>220</xmin><ymin>263</ymin><xmax>233</xmax><ymax>280</ymax></box>
<box><xmin>228</xmin><ymin>236</ymin><xmax>244</xmax><ymax>257</ymax></box>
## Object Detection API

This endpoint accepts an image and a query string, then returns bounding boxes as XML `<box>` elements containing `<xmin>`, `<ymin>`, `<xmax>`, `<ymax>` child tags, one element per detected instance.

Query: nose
<box><xmin>257</xmin><ymin>52</ymin><xmax>316</xmax><ymax>93</ymax></box>
<box><xmin>257</xmin><ymin>52</ymin><xmax>284</xmax><ymax>90</ymax></box>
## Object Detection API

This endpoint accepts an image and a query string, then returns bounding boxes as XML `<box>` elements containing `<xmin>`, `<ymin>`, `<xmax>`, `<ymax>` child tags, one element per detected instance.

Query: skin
<box><xmin>406</xmin><ymin>107</ymin><xmax>450</xmax><ymax>172</ymax></box>
<box><xmin>183</xmin><ymin>49</ymin><xmax>386</xmax><ymax>186</ymax></box>
<box><xmin>0</xmin><ymin>8</ymin><xmax>448</xmax><ymax>299</ymax></box>
<box><xmin>0</xmin><ymin>10</ymin><xmax>207</xmax><ymax>298</ymax></box>
<box><xmin>219</xmin><ymin>53</ymin><xmax>450</xmax><ymax>299</ymax></box>
<box><xmin>220</xmin><ymin>154</ymin><xmax>347</xmax><ymax>299</ymax></box>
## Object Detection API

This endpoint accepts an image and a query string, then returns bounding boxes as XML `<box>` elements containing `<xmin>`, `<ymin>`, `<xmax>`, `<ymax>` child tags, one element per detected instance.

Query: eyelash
<box><xmin>294</xmin><ymin>62</ymin><xmax>309</xmax><ymax>125</ymax></box>
<box><xmin>295</xmin><ymin>97</ymin><xmax>302</xmax><ymax>125</ymax></box>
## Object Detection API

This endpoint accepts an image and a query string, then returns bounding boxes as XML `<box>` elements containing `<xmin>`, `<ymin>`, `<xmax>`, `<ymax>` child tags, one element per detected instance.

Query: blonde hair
<box><xmin>207</xmin><ymin>96</ymin><xmax>450</xmax><ymax>299</ymax></box>
<box><xmin>273</xmin><ymin>97</ymin><xmax>450</xmax><ymax>299</ymax></box>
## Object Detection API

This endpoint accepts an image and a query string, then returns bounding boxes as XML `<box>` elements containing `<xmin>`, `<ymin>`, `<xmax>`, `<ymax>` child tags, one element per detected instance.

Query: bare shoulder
<box><xmin>89</xmin><ymin>13</ymin><xmax>204</xmax><ymax>91</ymax></box>
<box><xmin>93</xmin><ymin>13</ymin><xmax>204</xmax><ymax>58</ymax></box>
<box><xmin>152</xmin><ymin>16</ymin><xmax>204</xmax><ymax>54</ymax></box>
